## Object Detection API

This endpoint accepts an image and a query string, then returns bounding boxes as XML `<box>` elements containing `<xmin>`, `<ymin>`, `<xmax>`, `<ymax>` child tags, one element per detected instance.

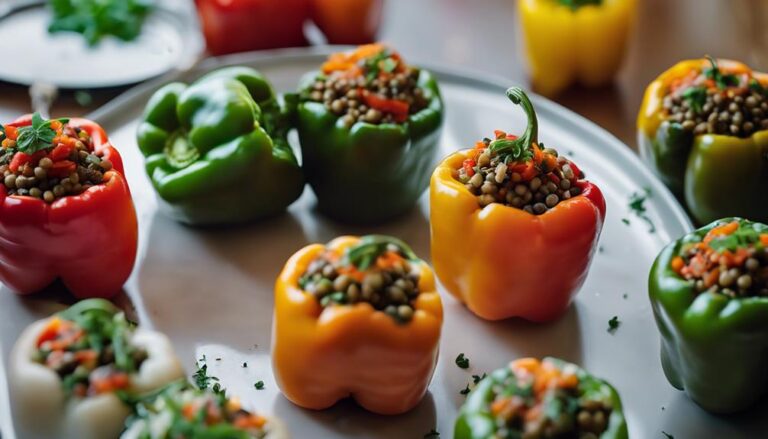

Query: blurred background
<box><xmin>0</xmin><ymin>0</ymin><xmax>766</xmax><ymax>150</ymax></box>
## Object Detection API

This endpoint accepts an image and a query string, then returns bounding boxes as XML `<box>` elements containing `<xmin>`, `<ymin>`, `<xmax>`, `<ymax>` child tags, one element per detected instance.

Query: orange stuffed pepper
<box><xmin>430</xmin><ymin>87</ymin><xmax>606</xmax><ymax>322</ymax></box>
<box><xmin>272</xmin><ymin>235</ymin><xmax>442</xmax><ymax>415</ymax></box>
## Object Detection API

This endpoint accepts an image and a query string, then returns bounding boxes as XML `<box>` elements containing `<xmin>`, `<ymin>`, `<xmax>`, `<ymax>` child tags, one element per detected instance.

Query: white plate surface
<box><xmin>0</xmin><ymin>1</ymin><xmax>202</xmax><ymax>88</ymax></box>
<box><xmin>2</xmin><ymin>47</ymin><xmax>763</xmax><ymax>439</ymax></box>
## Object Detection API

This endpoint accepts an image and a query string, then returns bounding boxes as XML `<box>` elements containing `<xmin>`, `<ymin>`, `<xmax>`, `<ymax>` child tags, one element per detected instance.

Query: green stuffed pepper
<box><xmin>637</xmin><ymin>57</ymin><xmax>768</xmax><ymax>225</ymax></box>
<box><xmin>137</xmin><ymin>66</ymin><xmax>304</xmax><ymax>225</ymax></box>
<box><xmin>455</xmin><ymin>357</ymin><xmax>627</xmax><ymax>439</ymax></box>
<box><xmin>295</xmin><ymin>44</ymin><xmax>443</xmax><ymax>224</ymax></box>
<box><xmin>649</xmin><ymin>217</ymin><xmax>768</xmax><ymax>413</ymax></box>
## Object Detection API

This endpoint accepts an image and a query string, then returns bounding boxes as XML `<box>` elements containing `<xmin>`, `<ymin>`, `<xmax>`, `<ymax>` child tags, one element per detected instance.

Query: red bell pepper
<box><xmin>194</xmin><ymin>0</ymin><xmax>311</xmax><ymax>55</ymax></box>
<box><xmin>0</xmin><ymin>115</ymin><xmax>138</xmax><ymax>298</ymax></box>
<box><xmin>311</xmin><ymin>0</ymin><xmax>383</xmax><ymax>44</ymax></box>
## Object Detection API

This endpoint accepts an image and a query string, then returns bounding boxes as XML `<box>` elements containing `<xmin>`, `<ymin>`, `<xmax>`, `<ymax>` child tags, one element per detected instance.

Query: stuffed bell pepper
<box><xmin>122</xmin><ymin>381</ymin><xmax>288</xmax><ymax>439</ymax></box>
<box><xmin>0</xmin><ymin>113</ymin><xmax>138</xmax><ymax>297</ymax></box>
<box><xmin>638</xmin><ymin>57</ymin><xmax>768</xmax><ymax>224</ymax></box>
<box><xmin>455</xmin><ymin>357</ymin><xmax>627</xmax><ymax>439</ymax></box>
<box><xmin>430</xmin><ymin>87</ymin><xmax>606</xmax><ymax>322</ymax></box>
<box><xmin>137</xmin><ymin>66</ymin><xmax>304</xmax><ymax>225</ymax></box>
<box><xmin>272</xmin><ymin>235</ymin><xmax>443</xmax><ymax>415</ymax></box>
<box><xmin>649</xmin><ymin>218</ymin><xmax>768</xmax><ymax>413</ymax></box>
<box><xmin>295</xmin><ymin>44</ymin><xmax>444</xmax><ymax>223</ymax></box>
<box><xmin>518</xmin><ymin>0</ymin><xmax>636</xmax><ymax>97</ymax></box>
<box><xmin>10</xmin><ymin>299</ymin><xmax>184</xmax><ymax>439</ymax></box>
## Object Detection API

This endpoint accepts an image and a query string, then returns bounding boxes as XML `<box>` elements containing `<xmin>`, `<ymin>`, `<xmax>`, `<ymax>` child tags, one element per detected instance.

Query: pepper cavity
<box><xmin>672</xmin><ymin>219</ymin><xmax>768</xmax><ymax>298</ymax></box>
<box><xmin>662</xmin><ymin>57</ymin><xmax>768</xmax><ymax>137</ymax></box>
<box><xmin>302</xmin><ymin>44</ymin><xmax>429</xmax><ymax>127</ymax></box>
<box><xmin>455</xmin><ymin>87</ymin><xmax>584</xmax><ymax>214</ymax></box>
<box><xmin>0</xmin><ymin>113</ymin><xmax>112</xmax><ymax>203</ymax></box>
<box><xmin>299</xmin><ymin>235</ymin><xmax>422</xmax><ymax>323</ymax></box>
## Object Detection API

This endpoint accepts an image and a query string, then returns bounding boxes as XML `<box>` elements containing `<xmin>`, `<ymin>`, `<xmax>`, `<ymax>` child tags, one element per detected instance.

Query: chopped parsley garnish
<box><xmin>472</xmin><ymin>373</ymin><xmax>487</xmax><ymax>384</ymax></box>
<box><xmin>608</xmin><ymin>316</ymin><xmax>621</xmax><ymax>333</ymax></box>
<box><xmin>622</xmin><ymin>293</ymin><xmax>628</xmax><ymax>299</ymax></box>
<box><xmin>704</xmin><ymin>56</ymin><xmax>739</xmax><ymax>89</ymax></box>
<box><xmin>455</xmin><ymin>353</ymin><xmax>470</xmax><ymax>369</ymax></box>
<box><xmin>364</xmin><ymin>50</ymin><xmax>399</xmax><ymax>83</ymax></box>
<box><xmin>459</xmin><ymin>384</ymin><xmax>471</xmax><ymax>395</ymax></box>
<box><xmin>621</xmin><ymin>218</ymin><xmax>630</xmax><ymax>226</ymax></box>
<box><xmin>15</xmin><ymin>112</ymin><xmax>69</xmax><ymax>154</ymax></box>
<box><xmin>628</xmin><ymin>188</ymin><xmax>656</xmax><ymax>233</ymax></box>
<box><xmin>749</xmin><ymin>79</ymin><xmax>766</xmax><ymax>95</ymax></box>
<box><xmin>662</xmin><ymin>432</ymin><xmax>674</xmax><ymax>439</ymax></box>
<box><xmin>242</xmin><ymin>362</ymin><xmax>248</xmax><ymax>368</ymax></box>
<box><xmin>682</xmin><ymin>86</ymin><xmax>707</xmax><ymax>113</ymax></box>
<box><xmin>254</xmin><ymin>380</ymin><xmax>265</xmax><ymax>390</ymax></box>
<box><xmin>424</xmin><ymin>429</ymin><xmax>440</xmax><ymax>438</ymax></box>
<box><xmin>708</xmin><ymin>226</ymin><xmax>764</xmax><ymax>253</ymax></box>
<box><xmin>193</xmin><ymin>363</ymin><xmax>212</xmax><ymax>390</ymax></box>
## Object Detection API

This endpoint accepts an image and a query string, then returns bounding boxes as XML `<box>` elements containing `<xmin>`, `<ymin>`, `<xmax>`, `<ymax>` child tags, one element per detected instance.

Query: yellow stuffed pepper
<box><xmin>518</xmin><ymin>0</ymin><xmax>637</xmax><ymax>96</ymax></box>
<box><xmin>272</xmin><ymin>235</ymin><xmax>443</xmax><ymax>415</ymax></box>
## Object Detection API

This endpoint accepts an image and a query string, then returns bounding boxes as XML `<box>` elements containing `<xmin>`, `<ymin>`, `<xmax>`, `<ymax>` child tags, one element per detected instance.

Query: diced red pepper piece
<box><xmin>462</xmin><ymin>159</ymin><xmax>476</xmax><ymax>177</ymax></box>
<box><xmin>362</xmin><ymin>91</ymin><xmax>409</xmax><ymax>123</ymax></box>
<box><xmin>9</xmin><ymin>152</ymin><xmax>31</xmax><ymax>172</ymax></box>
<box><xmin>49</xmin><ymin>143</ymin><xmax>73</xmax><ymax>162</ymax></box>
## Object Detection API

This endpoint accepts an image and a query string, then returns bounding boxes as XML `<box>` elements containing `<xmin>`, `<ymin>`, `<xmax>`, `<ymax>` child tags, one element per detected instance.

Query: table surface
<box><xmin>0</xmin><ymin>0</ymin><xmax>766</xmax><ymax>147</ymax></box>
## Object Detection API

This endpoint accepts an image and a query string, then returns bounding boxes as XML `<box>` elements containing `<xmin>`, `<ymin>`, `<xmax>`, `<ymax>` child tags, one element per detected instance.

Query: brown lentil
<box><xmin>299</xmin><ymin>246</ymin><xmax>421</xmax><ymax>323</ymax></box>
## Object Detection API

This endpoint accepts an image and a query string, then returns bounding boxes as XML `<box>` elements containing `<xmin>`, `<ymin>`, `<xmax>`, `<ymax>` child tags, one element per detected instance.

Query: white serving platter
<box><xmin>2</xmin><ymin>47</ymin><xmax>765</xmax><ymax>439</ymax></box>
<box><xmin>0</xmin><ymin>0</ymin><xmax>203</xmax><ymax>88</ymax></box>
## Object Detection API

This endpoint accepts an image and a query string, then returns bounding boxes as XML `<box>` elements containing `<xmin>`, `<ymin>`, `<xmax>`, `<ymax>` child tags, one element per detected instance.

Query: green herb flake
<box><xmin>621</xmin><ymin>218</ymin><xmax>630</xmax><ymax>226</ymax></box>
<box><xmin>708</xmin><ymin>224</ymin><xmax>764</xmax><ymax>253</ymax></box>
<box><xmin>704</xmin><ymin>56</ymin><xmax>739</xmax><ymax>89</ymax></box>
<box><xmin>15</xmin><ymin>112</ymin><xmax>69</xmax><ymax>154</ymax></box>
<box><xmin>459</xmin><ymin>384</ymin><xmax>471</xmax><ymax>395</ymax></box>
<box><xmin>254</xmin><ymin>380</ymin><xmax>265</xmax><ymax>390</ymax></box>
<box><xmin>628</xmin><ymin>188</ymin><xmax>656</xmax><ymax>233</ymax></box>
<box><xmin>662</xmin><ymin>432</ymin><xmax>674</xmax><ymax>439</ymax></box>
<box><xmin>242</xmin><ymin>362</ymin><xmax>248</xmax><ymax>368</ymax></box>
<box><xmin>682</xmin><ymin>86</ymin><xmax>707</xmax><ymax>113</ymax></box>
<box><xmin>455</xmin><ymin>353</ymin><xmax>470</xmax><ymax>369</ymax></box>
<box><xmin>608</xmin><ymin>316</ymin><xmax>621</xmax><ymax>333</ymax></box>
<box><xmin>472</xmin><ymin>373</ymin><xmax>487</xmax><ymax>384</ymax></box>
<box><xmin>749</xmin><ymin>79</ymin><xmax>766</xmax><ymax>95</ymax></box>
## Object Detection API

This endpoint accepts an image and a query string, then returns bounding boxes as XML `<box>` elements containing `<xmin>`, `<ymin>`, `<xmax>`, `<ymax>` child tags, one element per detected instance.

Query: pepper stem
<box><xmin>343</xmin><ymin>235</ymin><xmax>419</xmax><ymax>270</ymax></box>
<box><xmin>489</xmin><ymin>87</ymin><xmax>538</xmax><ymax>162</ymax></box>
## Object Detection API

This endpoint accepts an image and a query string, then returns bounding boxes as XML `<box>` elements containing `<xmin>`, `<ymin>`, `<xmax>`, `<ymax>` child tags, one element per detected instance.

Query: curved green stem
<box><xmin>489</xmin><ymin>87</ymin><xmax>538</xmax><ymax>162</ymax></box>
<box><xmin>343</xmin><ymin>235</ymin><xmax>419</xmax><ymax>270</ymax></box>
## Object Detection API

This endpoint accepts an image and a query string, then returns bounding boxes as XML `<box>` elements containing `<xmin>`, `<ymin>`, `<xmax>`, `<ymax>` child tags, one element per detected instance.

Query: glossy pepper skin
<box><xmin>194</xmin><ymin>0</ymin><xmax>311</xmax><ymax>55</ymax></box>
<box><xmin>272</xmin><ymin>236</ymin><xmax>443</xmax><ymax>415</ymax></box>
<box><xmin>638</xmin><ymin>59</ymin><xmax>768</xmax><ymax>225</ymax></box>
<box><xmin>430</xmin><ymin>89</ymin><xmax>606</xmax><ymax>322</ymax></box>
<box><xmin>311</xmin><ymin>0</ymin><xmax>382</xmax><ymax>44</ymax></box>
<box><xmin>649</xmin><ymin>218</ymin><xmax>768</xmax><ymax>413</ymax></box>
<box><xmin>455</xmin><ymin>358</ymin><xmax>627</xmax><ymax>439</ymax></box>
<box><xmin>295</xmin><ymin>63</ymin><xmax>443</xmax><ymax>224</ymax></box>
<box><xmin>518</xmin><ymin>0</ymin><xmax>636</xmax><ymax>97</ymax></box>
<box><xmin>0</xmin><ymin>115</ymin><xmax>137</xmax><ymax>298</ymax></box>
<box><xmin>136</xmin><ymin>66</ymin><xmax>304</xmax><ymax>226</ymax></box>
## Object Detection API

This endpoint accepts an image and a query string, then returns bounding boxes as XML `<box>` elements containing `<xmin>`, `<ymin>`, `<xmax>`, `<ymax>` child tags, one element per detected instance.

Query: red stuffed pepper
<box><xmin>0</xmin><ymin>113</ymin><xmax>138</xmax><ymax>298</ymax></box>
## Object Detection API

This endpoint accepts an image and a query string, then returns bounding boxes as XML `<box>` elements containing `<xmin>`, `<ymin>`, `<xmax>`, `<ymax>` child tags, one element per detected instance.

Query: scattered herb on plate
<box><xmin>662</xmin><ymin>432</ymin><xmax>674</xmax><ymax>439</ymax></box>
<box><xmin>459</xmin><ymin>384</ymin><xmax>471</xmax><ymax>395</ymax></box>
<box><xmin>254</xmin><ymin>380</ymin><xmax>265</xmax><ymax>390</ymax></box>
<box><xmin>608</xmin><ymin>316</ymin><xmax>621</xmax><ymax>333</ymax></box>
<box><xmin>455</xmin><ymin>353</ymin><xmax>470</xmax><ymax>369</ymax></box>
<box><xmin>628</xmin><ymin>188</ymin><xmax>656</xmax><ymax>233</ymax></box>
<box><xmin>471</xmin><ymin>373</ymin><xmax>487</xmax><ymax>384</ymax></box>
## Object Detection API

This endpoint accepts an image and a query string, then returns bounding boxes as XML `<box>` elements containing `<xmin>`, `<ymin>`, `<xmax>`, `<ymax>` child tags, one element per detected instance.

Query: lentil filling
<box><xmin>301</xmin><ymin>44</ymin><xmax>429</xmax><ymax>127</ymax></box>
<box><xmin>299</xmin><ymin>236</ymin><xmax>422</xmax><ymax>323</ymax></box>
<box><xmin>454</xmin><ymin>88</ymin><xmax>585</xmax><ymax>214</ymax></box>
<box><xmin>662</xmin><ymin>57</ymin><xmax>768</xmax><ymax>137</ymax></box>
<box><xmin>0</xmin><ymin>113</ymin><xmax>112</xmax><ymax>203</ymax></box>
<box><xmin>33</xmin><ymin>302</ymin><xmax>147</xmax><ymax>398</ymax></box>
<box><xmin>672</xmin><ymin>220</ymin><xmax>768</xmax><ymax>297</ymax></box>
<box><xmin>129</xmin><ymin>382</ymin><xmax>269</xmax><ymax>439</ymax></box>
<box><xmin>489</xmin><ymin>358</ymin><xmax>614</xmax><ymax>439</ymax></box>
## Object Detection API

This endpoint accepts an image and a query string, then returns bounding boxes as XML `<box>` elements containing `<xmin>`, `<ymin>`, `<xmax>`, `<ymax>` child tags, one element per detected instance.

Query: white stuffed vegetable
<box><xmin>121</xmin><ymin>380</ymin><xmax>288</xmax><ymax>439</ymax></box>
<box><xmin>10</xmin><ymin>299</ymin><xmax>184</xmax><ymax>439</ymax></box>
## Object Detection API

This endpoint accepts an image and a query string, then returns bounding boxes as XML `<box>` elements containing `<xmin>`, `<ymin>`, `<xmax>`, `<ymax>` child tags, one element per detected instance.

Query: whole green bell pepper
<box><xmin>295</xmin><ymin>66</ymin><xmax>443</xmax><ymax>224</ymax></box>
<box><xmin>455</xmin><ymin>357</ymin><xmax>627</xmax><ymax>439</ymax></box>
<box><xmin>136</xmin><ymin>66</ymin><xmax>304</xmax><ymax>225</ymax></box>
<box><xmin>649</xmin><ymin>217</ymin><xmax>768</xmax><ymax>414</ymax></box>
<box><xmin>637</xmin><ymin>58</ymin><xmax>768</xmax><ymax>225</ymax></box>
